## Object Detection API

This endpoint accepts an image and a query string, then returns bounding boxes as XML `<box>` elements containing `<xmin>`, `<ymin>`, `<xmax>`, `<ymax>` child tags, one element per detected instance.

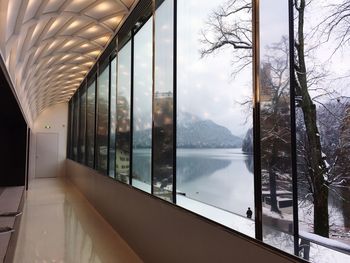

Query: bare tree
<box><xmin>260</xmin><ymin>37</ymin><xmax>292</xmax><ymax>214</ymax></box>
<box><xmin>295</xmin><ymin>0</ymin><xmax>330</xmax><ymax>237</ymax></box>
<box><xmin>200</xmin><ymin>0</ymin><xmax>350</xmax><ymax>238</ymax></box>
<box><xmin>201</xmin><ymin>0</ymin><xmax>292</xmax><ymax>214</ymax></box>
<box><xmin>200</xmin><ymin>0</ymin><xmax>252</xmax><ymax>76</ymax></box>
<box><xmin>319</xmin><ymin>0</ymin><xmax>350</xmax><ymax>52</ymax></box>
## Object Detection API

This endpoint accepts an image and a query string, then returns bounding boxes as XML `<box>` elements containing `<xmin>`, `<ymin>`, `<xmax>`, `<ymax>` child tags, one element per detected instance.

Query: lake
<box><xmin>177</xmin><ymin>148</ymin><xmax>254</xmax><ymax>217</ymax></box>
<box><xmin>132</xmin><ymin>148</ymin><xmax>255</xmax><ymax>218</ymax></box>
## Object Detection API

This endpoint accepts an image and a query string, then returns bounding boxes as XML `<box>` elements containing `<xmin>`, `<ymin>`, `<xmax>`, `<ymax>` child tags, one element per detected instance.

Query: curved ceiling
<box><xmin>0</xmin><ymin>0</ymin><xmax>137</xmax><ymax>125</ymax></box>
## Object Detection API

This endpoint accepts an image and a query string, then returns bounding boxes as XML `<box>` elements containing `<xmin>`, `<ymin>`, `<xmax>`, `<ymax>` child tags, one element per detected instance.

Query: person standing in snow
<box><xmin>246</xmin><ymin>207</ymin><xmax>253</xmax><ymax>219</ymax></box>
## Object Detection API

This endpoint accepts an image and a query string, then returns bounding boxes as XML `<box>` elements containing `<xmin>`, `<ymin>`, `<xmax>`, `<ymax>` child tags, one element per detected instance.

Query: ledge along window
<box><xmin>96</xmin><ymin>61</ymin><xmax>110</xmax><ymax>174</ymax></box>
<box><xmin>116</xmin><ymin>39</ymin><xmax>132</xmax><ymax>184</ymax></box>
<box><xmin>176</xmin><ymin>0</ymin><xmax>255</xmax><ymax>236</ymax></box>
<box><xmin>86</xmin><ymin>78</ymin><xmax>96</xmax><ymax>168</ymax></box>
<box><xmin>132</xmin><ymin>16</ymin><xmax>153</xmax><ymax>193</ymax></box>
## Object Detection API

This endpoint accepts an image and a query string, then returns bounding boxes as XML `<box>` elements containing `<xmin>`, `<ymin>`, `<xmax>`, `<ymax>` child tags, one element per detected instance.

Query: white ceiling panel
<box><xmin>0</xmin><ymin>0</ymin><xmax>138</xmax><ymax>125</ymax></box>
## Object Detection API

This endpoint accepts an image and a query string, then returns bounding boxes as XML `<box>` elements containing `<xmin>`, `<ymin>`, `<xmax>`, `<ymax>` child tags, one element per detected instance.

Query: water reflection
<box><xmin>177</xmin><ymin>148</ymin><xmax>254</xmax><ymax>217</ymax></box>
<box><xmin>177</xmin><ymin>155</ymin><xmax>230</xmax><ymax>183</ymax></box>
<box><xmin>132</xmin><ymin>149</ymin><xmax>151</xmax><ymax>184</ymax></box>
<box><xmin>245</xmin><ymin>154</ymin><xmax>254</xmax><ymax>174</ymax></box>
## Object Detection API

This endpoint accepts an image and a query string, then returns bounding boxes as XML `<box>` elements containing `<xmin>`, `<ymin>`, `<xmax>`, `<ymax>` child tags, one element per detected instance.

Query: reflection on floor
<box><xmin>14</xmin><ymin>178</ymin><xmax>142</xmax><ymax>263</ymax></box>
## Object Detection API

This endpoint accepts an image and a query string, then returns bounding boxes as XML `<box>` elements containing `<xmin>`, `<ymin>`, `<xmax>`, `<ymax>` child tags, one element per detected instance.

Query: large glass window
<box><xmin>78</xmin><ymin>83</ymin><xmax>87</xmax><ymax>164</ymax></box>
<box><xmin>72</xmin><ymin>93</ymin><xmax>79</xmax><ymax>161</ymax></box>
<box><xmin>153</xmin><ymin>0</ymin><xmax>174</xmax><ymax>201</ymax></box>
<box><xmin>259</xmin><ymin>0</ymin><xmax>294</xmax><ymax>254</ymax></box>
<box><xmin>132</xmin><ymin>17</ymin><xmax>153</xmax><ymax>193</ymax></box>
<box><xmin>109</xmin><ymin>57</ymin><xmax>117</xmax><ymax>178</ymax></box>
<box><xmin>68</xmin><ymin>100</ymin><xmax>73</xmax><ymax>159</ymax></box>
<box><xmin>65</xmin><ymin>2</ymin><xmax>350</xmax><ymax>261</ymax></box>
<box><xmin>86</xmin><ymin>79</ymin><xmax>96</xmax><ymax>168</ymax></box>
<box><xmin>294</xmin><ymin>0</ymin><xmax>350</xmax><ymax>261</ymax></box>
<box><xmin>116</xmin><ymin>40</ymin><xmax>132</xmax><ymax>184</ymax></box>
<box><xmin>96</xmin><ymin>63</ymin><xmax>110</xmax><ymax>174</ymax></box>
<box><xmin>176</xmin><ymin>0</ymin><xmax>254</xmax><ymax>235</ymax></box>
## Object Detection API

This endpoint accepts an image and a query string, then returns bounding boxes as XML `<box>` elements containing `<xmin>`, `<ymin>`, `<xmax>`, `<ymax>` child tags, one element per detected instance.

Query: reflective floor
<box><xmin>14</xmin><ymin>178</ymin><xmax>142</xmax><ymax>263</ymax></box>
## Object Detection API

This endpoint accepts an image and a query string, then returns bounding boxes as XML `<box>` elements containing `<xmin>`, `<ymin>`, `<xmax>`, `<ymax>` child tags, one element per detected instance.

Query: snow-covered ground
<box><xmin>177</xmin><ymin>194</ymin><xmax>255</xmax><ymax>238</ymax></box>
<box><xmin>300</xmin><ymin>234</ymin><xmax>350</xmax><ymax>263</ymax></box>
<box><xmin>130</xmin><ymin>181</ymin><xmax>350</xmax><ymax>261</ymax></box>
<box><xmin>177</xmin><ymin>195</ymin><xmax>350</xmax><ymax>262</ymax></box>
<box><xmin>132</xmin><ymin>179</ymin><xmax>151</xmax><ymax>193</ymax></box>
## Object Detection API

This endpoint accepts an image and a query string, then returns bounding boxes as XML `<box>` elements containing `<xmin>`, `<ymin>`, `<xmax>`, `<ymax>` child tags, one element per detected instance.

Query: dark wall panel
<box><xmin>0</xmin><ymin>62</ymin><xmax>27</xmax><ymax>187</ymax></box>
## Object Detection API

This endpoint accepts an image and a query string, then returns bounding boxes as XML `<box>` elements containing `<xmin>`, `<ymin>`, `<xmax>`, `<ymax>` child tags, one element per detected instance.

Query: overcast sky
<box><xmin>128</xmin><ymin>0</ymin><xmax>350</xmax><ymax>136</ymax></box>
<box><xmin>177</xmin><ymin>0</ymin><xmax>254</xmax><ymax>136</ymax></box>
<box><xmin>177</xmin><ymin>0</ymin><xmax>290</xmax><ymax>136</ymax></box>
<box><xmin>175</xmin><ymin>0</ymin><xmax>350</xmax><ymax>136</ymax></box>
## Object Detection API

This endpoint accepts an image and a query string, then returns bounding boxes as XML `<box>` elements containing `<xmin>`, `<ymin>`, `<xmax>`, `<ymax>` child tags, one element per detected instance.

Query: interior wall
<box><xmin>66</xmin><ymin>160</ymin><xmax>302</xmax><ymax>263</ymax></box>
<box><xmin>29</xmin><ymin>103</ymin><xmax>68</xmax><ymax>179</ymax></box>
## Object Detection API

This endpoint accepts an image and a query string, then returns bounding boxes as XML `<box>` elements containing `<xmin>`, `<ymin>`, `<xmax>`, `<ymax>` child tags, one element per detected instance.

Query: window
<box><xmin>116</xmin><ymin>40</ymin><xmax>132</xmax><ymax>184</ymax></box>
<box><xmin>79</xmin><ymin>83</ymin><xmax>87</xmax><ymax>164</ymax></box>
<box><xmin>86</xmin><ymin>78</ymin><xmax>96</xmax><ymax>168</ymax></box>
<box><xmin>109</xmin><ymin>57</ymin><xmax>117</xmax><ymax>178</ymax></box>
<box><xmin>66</xmin><ymin>1</ymin><xmax>350</xmax><ymax>261</ymax></box>
<box><xmin>96</xmin><ymin>63</ymin><xmax>110</xmax><ymax>174</ymax></box>
<box><xmin>176</xmin><ymin>0</ymin><xmax>254</xmax><ymax>235</ymax></box>
<box><xmin>153</xmin><ymin>0</ymin><xmax>174</xmax><ymax>201</ymax></box>
<box><xmin>132</xmin><ymin>17</ymin><xmax>153</xmax><ymax>193</ymax></box>
<box><xmin>294</xmin><ymin>0</ymin><xmax>350</xmax><ymax>261</ymax></box>
<box><xmin>72</xmin><ymin>93</ymin><xmax>79</xmax><ymax>161</ymax></box>
<box><xmin>68</xmin><ymin>100</ymin><xmax>73</xmax><ymax>159</ymax></box>
<box><xmin>259</xmin><ymin>0</ymin><xmax>294</xmax><ymax>253</ymax></box>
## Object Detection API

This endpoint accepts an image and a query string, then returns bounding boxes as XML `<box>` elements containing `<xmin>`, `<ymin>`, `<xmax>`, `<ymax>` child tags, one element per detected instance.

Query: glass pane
<box><xmin>132</xmin><ymin>17</ymin><xmax>153</xmax><ymax>193</ymax></box>
<box><xmin>73</xmin><ymin>94</ymin><xmax>79</xmax><ymax>161</ymax></box>
<box><xmin>259</xmin><ymin>0</ymin><xmax>294</xmax><ymax>254</ymax></box>
<box><xmin>176</xmin><ymin>0</ymin><xmax>254</xmax><ymax>237</ymax></box>
<box><xmin>86</xmin><ymin>80</ymin><xmax>96</xmax><ymax>168</ymax></box>
<box><xmin>116</xmin><ymin>41</ymin><xmax>131</xmax><ymax>184</ymax></box>
<box><xmin>109</xmin><ymin>58</ymin><xmax>117</xmax><ymax>178</ymax></box>
<box><xmin>96</xmin><ymin>64</ymin><xmax>110</xmax><ymax>174</ymax></box>
<box><xmin>294</xmin><ymin>0</ymin><xmax>350</xmax><ymax>261</ymax></box>
<box><xmin>79</xmin><ymin>84</ymin><xmax>87</xmax><ymax>164</ymax></box>
<box><xmin>153</xmin><ymin>0</ymin><xmax>174</xmax><ymax>202</ymax></box>
<box><xmin>68</xmin><ymin>100</ymin><xmax>73</xmax><ymax>159</ymax></box>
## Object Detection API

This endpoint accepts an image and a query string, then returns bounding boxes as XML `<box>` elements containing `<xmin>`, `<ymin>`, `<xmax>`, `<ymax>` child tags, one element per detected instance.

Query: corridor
<box><xmin>13</xmin><ymin>178</ymin><xmax>142</xmax><ymax>263</ymax></box>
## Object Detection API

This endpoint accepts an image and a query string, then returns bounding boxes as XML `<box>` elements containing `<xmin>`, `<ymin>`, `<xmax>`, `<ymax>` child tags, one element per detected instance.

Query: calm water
<box><xmin>132</xmin><ymin>148</ymin><xmax>254</xmax><ymax>217</ymax></box>
<box><xmin>177</xmin><ymin>148</ymin><xmax>254</xmax><ymax>217</ymax></box>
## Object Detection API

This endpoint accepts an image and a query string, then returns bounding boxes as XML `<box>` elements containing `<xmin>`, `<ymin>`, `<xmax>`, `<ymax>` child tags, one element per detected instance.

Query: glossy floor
<box><xmin>14</xmin><ymin>178</ymin><xmax>142</xmax><ymax>263</ymax></box>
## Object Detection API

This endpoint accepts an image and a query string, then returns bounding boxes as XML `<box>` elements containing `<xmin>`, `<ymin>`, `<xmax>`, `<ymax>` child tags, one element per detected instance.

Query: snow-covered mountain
<box><xmin>242</xmin><ymin>127</ymin><xmax>253</xmax><ymax>153</ymax></box>
<box><xmin>132</xmin><ymin>111</ymin><xmax>243</xmax><ymax>148</ymax></box>
<box><xmin>177</xmin><ymin>112</ymin><xmax>242</xmax><ymax>148</ymax></box>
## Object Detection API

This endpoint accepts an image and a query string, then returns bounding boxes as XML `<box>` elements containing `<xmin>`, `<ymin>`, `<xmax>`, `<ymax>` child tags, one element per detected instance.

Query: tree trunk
<box><xmin>268</xmin><ymin>104</ymin><xmax>281</xmax><ymax>213</ymax></box>
<box><xmin>295</xmin><ymin>0</ymin><xmax>329</xmax><ymax>237</ymax></box>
